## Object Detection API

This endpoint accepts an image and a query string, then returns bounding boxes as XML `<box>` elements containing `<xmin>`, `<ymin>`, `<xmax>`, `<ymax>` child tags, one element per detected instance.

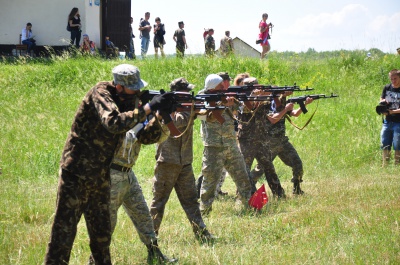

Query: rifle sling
<box><xmin>285</xmin><ymin>100</ymin><xmax>319</xmax><ymax>130</ymax></box>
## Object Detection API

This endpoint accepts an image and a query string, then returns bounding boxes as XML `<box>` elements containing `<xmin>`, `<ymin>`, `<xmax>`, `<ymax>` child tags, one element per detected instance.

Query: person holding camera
<box><xmin>258</xmin><ymin>13</ymin><xmax>272</xmax><ymax>59</ymax></box>
<box><xmin>153</xmin><ymin>17</ymin><xmax>166</xmax><ymax>58</ymax></box>
<box><xmin>379</xmin><ymin>69</ymin><xmax>400</xmax><ymax>167</ymax></box>
<box><xmin>21</xmin><ymin>22</ymin><xmax>36</xmax><ymax>55</ymax></box>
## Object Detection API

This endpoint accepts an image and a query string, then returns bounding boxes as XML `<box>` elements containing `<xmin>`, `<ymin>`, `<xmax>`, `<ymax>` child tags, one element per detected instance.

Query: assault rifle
<box><xmin>194</xmin><ymin>92</ymin><xmax>273</xmax><ymax>103</ymax></box>
<box><xmin>139</xmin><ymin>90</ymin><xmax>195</xmax><ymax>137</ymax></box>
<box><xmin>139</xmin><ymin>89</ymin><xmax>275</xmax><ymax>134</ymax></box>
<box><xmin>194</xmin><ymin>92</ymin><xmax>274</xmax><ymax>124</ymax></box>
<box><xmin>227</xmin><ymin>83</ymin><xmax>314</xmax><ymax>96</ymax></box>
<box><xmin>286</xmin><ymin>93</ymin><xmax>339</xmax><ymax>114</ymax></box>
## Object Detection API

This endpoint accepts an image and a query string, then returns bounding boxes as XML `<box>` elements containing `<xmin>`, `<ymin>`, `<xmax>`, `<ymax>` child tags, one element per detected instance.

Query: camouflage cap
<box><xmin>170</xmin><ymin>77</ymin><xmax>195</xmax><ymax>91</ymax></box>
<box><xmin>217</xmin><ymin>72</ymin><xmax>231</xmax><ymax>81</ymax></box>
<box><xmin>112</xmin><ymin>64</ymin><xmax>148</xmax><ymax>90</ymax></box>
<box><xmin>243</xmin><ymin>77</ymin><xmax>258</xmax><ymax>85</ymax></box>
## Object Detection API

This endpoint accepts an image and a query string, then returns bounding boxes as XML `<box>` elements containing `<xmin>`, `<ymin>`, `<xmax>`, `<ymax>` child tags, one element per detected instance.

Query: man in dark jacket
<box><xmin>44</xmin><ymin>64</ymin><xmax>174</xmax><ymax>265</ymax></box>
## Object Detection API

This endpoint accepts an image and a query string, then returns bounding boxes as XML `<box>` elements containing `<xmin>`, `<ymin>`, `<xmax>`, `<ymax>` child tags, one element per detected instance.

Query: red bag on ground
<box><xmin>248</xmin><ymin>184</ymin><xmax>268</xmax><ymax>210</ymax></box>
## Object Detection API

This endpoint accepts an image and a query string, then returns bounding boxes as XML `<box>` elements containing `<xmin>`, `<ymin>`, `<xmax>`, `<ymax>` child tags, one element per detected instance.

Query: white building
<box><xmin>0</xmin><ymin>0</ymin><xmax>131</xmax><ymax>55</ymax></box>
<box><xmin>232</xmin><ymin>37</ymin><xmax>261</xmax><ymax>58</ymax></box>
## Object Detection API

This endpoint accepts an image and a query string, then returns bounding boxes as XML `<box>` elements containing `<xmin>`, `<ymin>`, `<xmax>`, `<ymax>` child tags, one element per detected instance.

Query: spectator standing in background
<box><xmin>173</xmin><ymin>21</ymin><xmax>187</xmax><ymax>58</ymax></box>
<box><xmin>68</xmin><ymin>7</ymin><xmax>81</xmax><ymax>48</ymax></box>
<box><xmin>258</xmin><ymin>13</ymin><xmax>271</xmax><ymax>59</ymax></box>
<box><xmin>219</xmin><ymin>30</ymin><xmax>234</xmax><ymax>57</ymax></box>
<box><xmin>128</xmin><ymin>17</ymin><xmax>136</xmax><ymax>59</ymax></box>
<box><xmin>153</xmin><ymin>17</ymin><xmax>166</xmax><ymax>58</ymax></box>
<box><xmin>204</xmin><ymin>28</ymin><xmax>215</xmax><ymax>57</ymax></box>
<box><xmin>138</xmin><ymin>12</ymin><xmax>151</xmax><ymax>59</ymax></box>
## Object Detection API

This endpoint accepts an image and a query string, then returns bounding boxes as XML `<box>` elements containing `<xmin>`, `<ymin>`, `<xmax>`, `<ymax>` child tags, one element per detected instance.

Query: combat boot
<box><xmin>271</xmin><ymin>184</ymin><xmax>286</xmax><ymax>199</ymax></box>
<box><xmin>395</xmin><ymin>151</ymin><xmax>400</xmax><ymax>165</ymax></box>
<box><xmin>382</xmin><ymin>150</ymin><xmax>391</xmax><ymax>167</ymax></box>
<box><xmin>292</xmin><ymin>181</ymin><xmax>304</xmax><ymax>195</ymax></box>
<box><xmin>194</xmin><ymin>228</ymin><xmax>217</xmax><ymax>244</ymax></box>
<box><xmin>146</xmin><ymin>241</ymin><xmax>178</xmax><ymax>264</ymax></box>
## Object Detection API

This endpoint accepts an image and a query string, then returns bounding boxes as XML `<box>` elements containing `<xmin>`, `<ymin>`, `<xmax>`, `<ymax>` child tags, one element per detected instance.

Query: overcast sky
<box><xmin>131</xmin><ymin>0</ymin><xmax>400</xmax><ymax>55</ymax></box>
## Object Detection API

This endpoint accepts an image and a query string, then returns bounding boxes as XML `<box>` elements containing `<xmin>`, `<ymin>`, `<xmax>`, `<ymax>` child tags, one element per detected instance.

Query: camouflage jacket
<box><xmin>156</xmin><ymin>111</ymin><xmax>194</xmax><ymax>165</ymax></box>
<box><xmin>265</xmin><ymin>104</ymin><xmax>287</xmax><ymax>138</ymax></box>
<box><xmin>200</xmin><ymin>108</ymin><xmax>237</xmax><ymax>147</ymax></box>
<box><xmin>112</xmin><ymin>117</ymin><xmax>169</xmax><ymax>168</ymax></box>
<box><xmin>60</xmin><ymin>81</ymin><xmax>147</xmax><ymax>177</ymax></box>
<box><xmin>237</xmin><ymin>103</ymin><xmax>270</xmax><ymax>141</ymax></box>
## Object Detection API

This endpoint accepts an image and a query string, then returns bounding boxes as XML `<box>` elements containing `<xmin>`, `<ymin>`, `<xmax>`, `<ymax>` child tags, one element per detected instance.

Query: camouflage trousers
<box><xmin>239</xmin><ymin>138</ymin><xmax>283</xmax><ymax>195</ymax></box>
<box><xmin>44</xmin><ymin>168</ymin><xmax>112</xmax><ymax>265</ymax></box>
<box><xmin>109</xmin><ymin>168</ymin><xmax>156</xmax><ymax>245</ymax></box>
<box><xmin>195</xmin><ymin>169</ymin><xmax>227</xmax><ymax>198</ymax></box>
<box><xmin>150</xmin><ymin>162</ymin><xmax>206</xmax><ymax>235</ymax></box>
<box><xmin>200</xmin><ymin>146</ymin><xmax>252</xmax><ymax>213</ymax></box>
<box><xmin>251</xmin><ymin>136</ymin><xmax>304</xmax><ymax>183</ymax></box>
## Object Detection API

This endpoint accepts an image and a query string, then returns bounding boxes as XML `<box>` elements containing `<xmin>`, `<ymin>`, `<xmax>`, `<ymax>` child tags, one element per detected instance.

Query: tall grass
<box><xmin>0</xmin><ymin>51</ymin><xmax>399</xmax><ymax>264</ymax></box>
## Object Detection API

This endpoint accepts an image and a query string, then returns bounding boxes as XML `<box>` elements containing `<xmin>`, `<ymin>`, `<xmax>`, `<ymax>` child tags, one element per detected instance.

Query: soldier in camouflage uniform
<box><xmin>195</xmin><ymin>72</ymin><xmax>232</xmax><ymax>198</ymax></box>
<box><xmin>198</xmin><ymin>74</ymin><xmax>252</xmax><ymax>215</ymax></box>
<box><xmin>251</xmin><ymin>95</ymin><xmax>313</xmax><ymax>195</ymax></box>
<box><xmin>88</xmin><ymin>114</ymin><xmax>176</xmax><ymax>264</ymax></box>
<box><xmin>44</xmin><ymin>64</ymin><xmax>174</xmax><ymax>265</ymax></box>
<box><xmin>237</xmin><ymin>77</ymin><xmax>292</xmax><ymax>198</ymax></box>
<box><xmin>150</xmin><ymin>78</ymin><xmax>215</xmax><ymax>243</ymax></box>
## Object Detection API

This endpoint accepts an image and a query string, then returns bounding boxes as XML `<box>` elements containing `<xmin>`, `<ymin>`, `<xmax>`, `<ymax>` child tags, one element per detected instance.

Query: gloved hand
<box><xmin>149</xmin><ymin>92</ymin><xmax>175</xmax><ymax>113</ymax></box>
<box><xmin>139</xmin><ymin>90</ymin><xmax>151</xmax><ymax>104</ymax></box>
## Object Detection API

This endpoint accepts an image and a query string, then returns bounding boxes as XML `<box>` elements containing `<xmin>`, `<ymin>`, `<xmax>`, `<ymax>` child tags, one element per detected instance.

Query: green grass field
<box><xmin>1</xmin><ymin>51</ymin><xmax>399</xmax><ymax>264</ymax></box>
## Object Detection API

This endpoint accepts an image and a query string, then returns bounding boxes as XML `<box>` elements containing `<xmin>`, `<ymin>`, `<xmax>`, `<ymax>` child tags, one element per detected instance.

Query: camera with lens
<box><xmin>376</xmin><ymin>101</ymin><xmax>392</xmax><ymax>115</ymax></box>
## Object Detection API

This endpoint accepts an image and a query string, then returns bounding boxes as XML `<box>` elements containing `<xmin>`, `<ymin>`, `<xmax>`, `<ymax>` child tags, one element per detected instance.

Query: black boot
<box><xmin>146</xmin><ymin>241</ymin><xmax>178</xmax><ymax>264</ymax></box>
<box><xmin>293</xmin><ymin>181</ymin><xmax>304</xmax><ymax>195</ymax></box>
<box><xmin>271</xmin><ymin>184</ymin><xmax>286</xmax><ymax>199</ymax></box>
<box><xmin>194</xmin><ymin>228</ymin><xmax>217</xmax><ymax>244</ymax></box>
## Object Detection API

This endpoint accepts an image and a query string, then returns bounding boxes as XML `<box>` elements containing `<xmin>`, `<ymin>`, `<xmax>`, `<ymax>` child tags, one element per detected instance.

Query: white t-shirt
<box><xmin>21</xmin><ymin>28</ymin><xmax>33</xmax><ymax>41</ymax></box>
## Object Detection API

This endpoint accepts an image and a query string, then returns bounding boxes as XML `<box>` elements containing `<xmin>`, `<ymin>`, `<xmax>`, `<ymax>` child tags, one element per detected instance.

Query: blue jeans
<box><xmin>380</xmin><ymin>120</ymin><xmax>400</xmax><ymax>150</ymax></box>
<box><xmin>128</xmin><ymin>38</ymin><xmax>135</xmax><ymax>59</ymax></box>
<box><xmin>140</xmin><ymin>37</ymin><xmax>150</xmax><ymax>58</ymax></box>
<box><xmin>22</xmin><ymin>39</ymin><xmax>36</xmax><ymax>53</ymax></box>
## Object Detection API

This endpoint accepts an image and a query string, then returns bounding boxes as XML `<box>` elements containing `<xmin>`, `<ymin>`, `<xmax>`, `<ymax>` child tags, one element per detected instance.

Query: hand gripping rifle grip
<box><xmin>159</xmin><ymin>89</ymin><xmax>182</xmax><ymax>137</ymax></box>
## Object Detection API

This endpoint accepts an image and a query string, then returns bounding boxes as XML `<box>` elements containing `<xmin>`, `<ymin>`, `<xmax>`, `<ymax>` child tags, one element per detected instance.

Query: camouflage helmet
<box><xmin>170</xmin><ymin>77</ymin><xmax>195</xmax><ymax>91</ymax></box>
<box><xmin>112</xmin><ymin>64</ymin><xmax>148</xmax><ymax>90</ymax></box>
